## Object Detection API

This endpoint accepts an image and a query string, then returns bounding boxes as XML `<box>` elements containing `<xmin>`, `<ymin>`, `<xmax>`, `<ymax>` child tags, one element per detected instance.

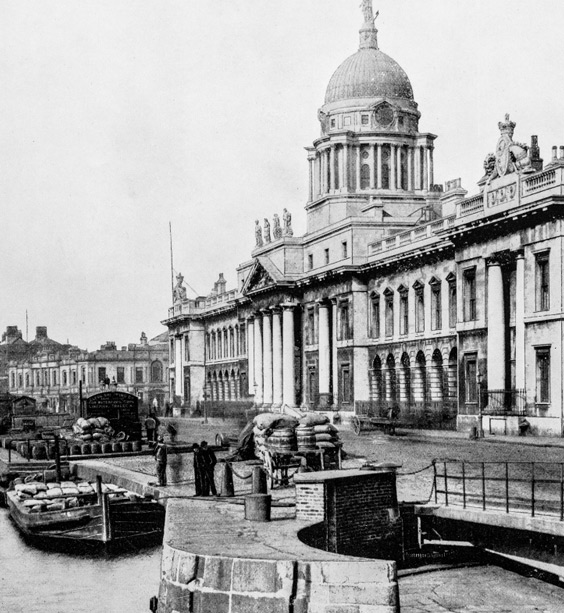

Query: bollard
<box><xmin>251</xmin><ymin>465</ymin><xmax>267</xmax><ymax>494</ymax></box>
<box><xmin>220</xmin><ymin>462</ymin><xmax>235</xmax><ymax>497</ymax></box>
<box><xmin>245</xmin><ymin>493</ymin><xmax>271</xmax><ymax>522</ymax></box>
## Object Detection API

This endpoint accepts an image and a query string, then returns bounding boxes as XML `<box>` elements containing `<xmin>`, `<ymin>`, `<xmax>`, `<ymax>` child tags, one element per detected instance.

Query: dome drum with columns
<box><xmin>164</xmin><ymin>2</ymin><xmax>564</xmax><ymax>439</ymax></box>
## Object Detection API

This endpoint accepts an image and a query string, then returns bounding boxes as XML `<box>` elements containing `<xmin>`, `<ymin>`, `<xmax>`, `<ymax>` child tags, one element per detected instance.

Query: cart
<box><xmin>352</xmin><ymin>404</ymin><xmax>400</xmax><ymax>436</ymax></box>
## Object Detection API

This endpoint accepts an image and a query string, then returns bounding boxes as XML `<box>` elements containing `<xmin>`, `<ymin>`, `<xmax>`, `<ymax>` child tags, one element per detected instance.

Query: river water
<box><xmin>0</xmin><ymin>508</ymin><xmax>161</xmax><ymax>613</ymax></box>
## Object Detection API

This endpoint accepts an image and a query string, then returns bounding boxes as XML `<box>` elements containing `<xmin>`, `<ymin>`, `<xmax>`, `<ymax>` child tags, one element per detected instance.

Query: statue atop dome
<box><xmin>360</xmin><ymin>1</ymin><xmax>378</xmax><ymax>25</ymax></box>
<box><xmin>359</xmin><ymin>1</ymin><xmax>379</xmax><ymax>49</ymax></box>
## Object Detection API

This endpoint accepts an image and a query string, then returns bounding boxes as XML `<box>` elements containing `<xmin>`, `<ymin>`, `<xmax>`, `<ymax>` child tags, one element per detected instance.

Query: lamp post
<box><xmin>477</xmin><ymin>371</ymin><xmax>484</xmax><ymax>438</ymax></box>
<box><xmin>203</xmin><ymin>388</ymin><xmax>208</xmax><ymax>424</ymax></box>
<box><xmin>253</xmin><ymin>381</ymin><xmax>258</xmax><ymax>409</ymax></box>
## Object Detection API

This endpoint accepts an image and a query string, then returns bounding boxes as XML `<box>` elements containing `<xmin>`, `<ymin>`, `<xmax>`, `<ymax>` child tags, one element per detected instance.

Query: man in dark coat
<box><xmin>200</xmin><ymin>440</ymin><xmax>217</xmax><ymax>496</ymax></box>
<box><xmin>154</xmin><ymin>435</ymin><xmax>168</xmax><ymax>486</ymax></box>
<box><xmin>192</xmin><ymin>443</ymin><xmax>203</xmax><ymax>496</ymax></box>
<box><xmin>145</xmin><ymin>414</ymin><xmax>156</xmax><ymax>443</ymax></box>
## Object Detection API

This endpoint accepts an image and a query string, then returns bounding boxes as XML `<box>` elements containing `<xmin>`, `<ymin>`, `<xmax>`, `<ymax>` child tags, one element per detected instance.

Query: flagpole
<box><xmin>169</xmin><ymin>222</ymin><xmax>174</xmax><ymax>301</ymax></box>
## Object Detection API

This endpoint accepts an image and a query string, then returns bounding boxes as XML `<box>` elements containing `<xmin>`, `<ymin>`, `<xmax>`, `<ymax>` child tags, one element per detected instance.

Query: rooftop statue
<box><xmin>263</xmin><ymin>218</ymin><xmax>272</xmax><ymax>243</ymax></box>
<box><xmin>283</xmin><ymin>208</ymin><xmax>293</xmax><ymax>237</ymax></box>
<box><xmin>255</xmin><ymin>219</ymin><xmax>263</xmax><ymax>247</ymax></box>
<box><xmin>272</xmin><ymin>213</ymin><xmax>283</xmax><ymax>240</ymax></box>
<box><xmin>173</xmin><ymin>272</ymin><xmax>187</xmax><ymax>303</ymax></box>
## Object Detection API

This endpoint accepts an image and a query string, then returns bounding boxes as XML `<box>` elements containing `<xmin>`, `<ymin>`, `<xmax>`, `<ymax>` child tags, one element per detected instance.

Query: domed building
<box><xmin>165</xmin><ymin>2</ymin><xmax>564</xmax><ymax>438</ymax></box>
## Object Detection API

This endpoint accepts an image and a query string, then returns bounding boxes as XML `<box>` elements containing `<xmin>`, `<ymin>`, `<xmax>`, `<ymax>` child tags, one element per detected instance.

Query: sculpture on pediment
<box><xmin>263</xmin><ymin>218</ymin><xmax>271</xmax><ymax>243</ymax></box>
<box><xmin>173</xmin><ymin>272</ymin><xmax>187</xmax><ymax>303</ymax></box>
<box><xmin>255</xmin><ymin>219</ymin><xmax>263</xmax><ymax>247</ymax></box>
<box><xmin>272</xmin><ymin>213</ymin><xmax>283</xmax><ymax>239</ymax></box>
<box><xmin>283</xmin><ymin>208</ymin><xmax>293</xmax><ymax>237</ymax></box>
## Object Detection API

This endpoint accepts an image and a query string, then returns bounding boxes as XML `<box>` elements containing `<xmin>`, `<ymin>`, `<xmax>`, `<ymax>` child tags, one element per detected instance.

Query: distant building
<box><xmin>163</xmin><ymin>4</ymin><xmax>564</xmax><ymax>437</ymax></box>
<box><xmin>7</xmin><ymin>328</ymin><xmax>169</xmax><ymax>413</ymax></box>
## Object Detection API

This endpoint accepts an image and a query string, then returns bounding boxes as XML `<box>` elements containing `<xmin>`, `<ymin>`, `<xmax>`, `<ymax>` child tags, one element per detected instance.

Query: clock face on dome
<box><xmin>374</xmin><ymin>104</ymin><xmax>394</xmax><ymax>127</ymax></box>
<box><xmin>495</xmin><ymin>134</ymin><xmax>511</xmax><ymax>176</ymax></box>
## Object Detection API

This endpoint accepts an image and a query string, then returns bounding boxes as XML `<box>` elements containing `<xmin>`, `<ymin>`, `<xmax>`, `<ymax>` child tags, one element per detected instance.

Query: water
<box><xmin>0</xmin><ymin>509</ymin><xmax>161</xmax><ymax>613</ymax></box>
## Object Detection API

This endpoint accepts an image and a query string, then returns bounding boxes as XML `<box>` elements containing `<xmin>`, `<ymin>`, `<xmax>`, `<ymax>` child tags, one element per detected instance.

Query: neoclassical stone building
<box><xmin>164</xmin><ymin>3</ymin><xmax>564</xmax><ymax>436</ymax></box>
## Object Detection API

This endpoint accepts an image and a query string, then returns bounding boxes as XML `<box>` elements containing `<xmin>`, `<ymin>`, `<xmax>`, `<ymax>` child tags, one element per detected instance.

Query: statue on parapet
<box><xmin>263</xmin><ymin>218</ymin><xmax>272</xmax><ymax>243</ymax></box>
<box><xmin>255</xmin><ymin>220</ymin><xmax>263</xmax><ymax>247</ymax></box>
<box><xmin>272</xmin><ymin>213</ymin><xmax>283</xmax><ymax>239</ymax></box>
<box><xmin>173</xmin><ymin>272</ymin><xmax>187</xmax><ymax>303</ymax></box>
<box><xmin>283</xmin><ymin>208</ymin><xmax>293</xmax><ymax>237</ymax></box>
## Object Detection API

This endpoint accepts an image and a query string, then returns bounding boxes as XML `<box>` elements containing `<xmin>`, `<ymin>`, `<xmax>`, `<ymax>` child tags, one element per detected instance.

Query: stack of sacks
<box><xmin>72</xmin><ymin>416</ymin><xmax>114</xmax><ymax>443</ymax></box>
<box><xmin>298</xmin><ymin>413</ymin><xmax>341</xmax><ymax>450</ymax></box>
<box><xmin>252</xmin><ymin>412</ymin><xmax>299</xmax><ymax>459</ymax></box>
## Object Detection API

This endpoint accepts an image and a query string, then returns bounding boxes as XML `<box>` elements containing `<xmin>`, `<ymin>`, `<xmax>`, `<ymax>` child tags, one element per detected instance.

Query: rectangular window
<box><xmin>72</xmin><ymin>370</ymin><xmax>77</xmax><ymax>385</ymax></box>
<box><xmin>536</xmin><ymin>347</ymin><xmax>550</xmax><ymax>404</ymax></box>
<box><xmin>339</xmin><ymin>301</ymin><xmax>351</xmax><ymax>340</ymax></box>
<box><xmin>81</xmin><ymin>367</ymin><xmax>86</xmax><ymax>384</ymax></box>
<box><xmin>306</xmin><ymin>307</ymin><xmax>316</xmax><ymax>345</ymax></box>
<box><xmin>536</xmin><ymin>252</ymin><xmax>550</xmax><ymax>311</ymax></box>
<box><xmin>170</xmin><ymin>338</ymin><xmax>174</xmax><ymax>362</ymax></box>
<box><xmin>415</xmin><ymin>290</ymin><xmax>425</xmax><ymax>333</ymax></box>
<box><xmin>399</xmin><ymin>292</ymin><xmax>408</xmax><ymax>335</ymax></box>
<box><xmin>361</xmin><ymin>114</ymin><xmax>369</xmax><ymax>125</ymax></box>
<box><xmin>324</xmin><ymin>248</ymin><xmax>330</xmax><ymax>265</ymax></box>
<box><xmin>98</xmin><ymin>367</ymin><xmax>106</xmax><ymax>383</ymax></box>
<box><xmin>431</xmin><ymin>285</ymin><xmax>442</xmax><ymax>330</ymax></box>
<box><xmin>465</xmin><ymin>355</ymin><xmax>477</xmax><ymax>403</ymax></box>
<box><xmin>370</xmin><ymin>295</ymin><xmax>380</xmax><ymax>338</ymax></box>
<box><xmin>136</xmin><ymin>367</ymin><xmax>144</xmax><ymax>384</ymax></box>
<box><xmin>184</xmin><ymin>335</ymin><xmax>190</xmax><ymax>362</ymax></box>
<box><xmin>117</xmin><ymin>367</ymin><xmax>125</xmax><ymax>384</ymax></box>
<box><xmin>36</xmin><ymin>372</ymin><xmax>41</xmax><ymax>386</ymax></box>
<box><xmin>63</xmin><ymin>371</ymin><xmax>67</xmax><ymax>386</ymax></box>
<box><xmin>342</xmin><ymin>241</ymin><xmax>348</xmax><ymax>258</ymax></box>
<box><xmin>25</xmin><ymin>373</ymin><xmax>30</xmax><ymax>387</ymax></box>
<box><xmin>53</xmin><ymin>371</ymin><xmax>57</xmax><ymax>386</ymax></box>
<box><xmin>448</xmin><ymin>281</ymin><xmax>457</xmax><ymax>327</ymax></box>
<box><xmin>385</xmin><ymin>294</ymin><xmax>394</xmax><ymax>337</ymax></box>
<box><xmin>341</xmin><ymin>365</ymin><xmax>351</xmax><ymax>404</ymax></box>
<box><xmin>308</xmin><ymin>253</ymin><xmax>313</xmax><ymax>270</ymax></box>
<box><xmin>463</xmin><ymin>267</ymin><xmax>477</xmax><ymax>321</ymax></box>
<box><xmin>18</xmin><ymin>374</ymin><xmax>22</xmax><ymax>388</ymax></box>
<box><xmin>10</xmin><ymin>373</ymin><xmax>15</xmax><ymax>388</ymax></box>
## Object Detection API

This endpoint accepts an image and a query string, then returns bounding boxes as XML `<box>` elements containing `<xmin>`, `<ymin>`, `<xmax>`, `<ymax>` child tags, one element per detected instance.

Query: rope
<box><xmin>226</xmin><ymin>462</ymin><xmax>253</xmax><ymax>481</ymax></box>
<box><xmin>397</xmin><ymin>462</ymin><xmax>436</xmax><ymax>476</ymax></box>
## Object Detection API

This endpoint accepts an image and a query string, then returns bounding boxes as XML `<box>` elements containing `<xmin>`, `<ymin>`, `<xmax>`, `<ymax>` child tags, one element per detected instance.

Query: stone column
<box><xmin>356</xmin><ymin>145</ymin><xmax>361</xmax><ymax>191</ymax></box>
<box><xmin>331</xmin><ymin>299</ymin><xmax>339</xmax><ymax>408</ymax></box>
<box><xmin>369</xmin><ymin>144</ymin><xmax>376</xmax><ymax>189</ymax></box>
<box><xmin>487</xmin><ymin>260</ymin><xmax>505</xmax><ymax>391</ymax></box>
<box><xmin>376</xmin><ymin>144</ymin><xmax>382</xmax><ymax>189</ymax></box>
<box><xmin>515</xmin><ymin>253</ymin><xmax>525</xmax><ymax>390</ymax></box>
<box><xmin>390</xmin><ymin>144</ymin><xmax>396</xmax><ymax>190</ymax></box>
<box><xmin>429</xmin><ymin>147</ymin><xmax>434</xmax><ymax>187</ymax></box>
<box><xmin>329</xmin><ymin>146</ymin><xmax>336</xmax><ymax>192</ymax></box>
<box><xmin>262</xmin><ymin>310</ymin><xmax>273</xmax><ymax>408</ymax></box>
<box><xmin>342</xmin><ymin>144</ymin><xmax>349</xmax><ymax>191</ymax></box>
<box><xmin>396</xmin><ymin>145</ymin><xmax>402</xmax><ymax>190</ymax></box>
<box><xmin>317</xmin><ymin>154</ymin><xmax>322</xmax><ymax>197</ymax></box>
<box><xmin>308</xmin><ymin>158</ymin><xmax>314</xmax><ymax>202</ymax></box>
<box><xmin>254</xmin><ymin>315</ymin><xmax>263</xmax><ymax>406</ymax></box>
<box><xmin>407</xmin><ymin>147</ymin><xmax>413</xmax><ymax>190</ymax></box>
<box><xmin>415</xmin><ymin>147</ymin><xmax>421</xmax><ymax>191</ymax></box>
<box><xmin>282</xmin><ymin>304</ymin><xmax>296</xmax><ymax>407</ymax></box>
<box><xmin>423</xmin><ymin>147</ymin><xmax>429</xmax><ymax>191</ymax></box>
<box><xmin>175</xmin><ymin>335</ymin><xmax>182</xmax><ymax>399</ymax></box>
<box><xmin>318</xmin><ymin>301</ymin><xmax>332</xmax><ymax>408</ymax></box>
<box><xmin>247</xmin><ymin>317</ymin><xmax>255</xmax><ymax>396</ymax></box>
<box><xmin>272</xmin><ymin>307</ymin><xmax>283</xmax><ymax>409</ymax></box>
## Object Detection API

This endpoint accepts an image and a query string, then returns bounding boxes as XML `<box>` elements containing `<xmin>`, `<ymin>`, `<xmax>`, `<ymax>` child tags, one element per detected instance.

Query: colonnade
<box><xmin>246</xmin><ymin>305</ymin><xmax>297</xmax><ymax>408</ymax></box>
<box><xmin>308</xmin><ymin>141</ymin><xmax>434</xmax><ymax>201</ymax></box>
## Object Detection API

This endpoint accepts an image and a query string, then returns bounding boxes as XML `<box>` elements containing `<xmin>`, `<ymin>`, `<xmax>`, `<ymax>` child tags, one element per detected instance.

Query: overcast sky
<box><xmin>2</xmin><ymin>0</ymin><xmax>564</xmax><ymax>350</ymax></box>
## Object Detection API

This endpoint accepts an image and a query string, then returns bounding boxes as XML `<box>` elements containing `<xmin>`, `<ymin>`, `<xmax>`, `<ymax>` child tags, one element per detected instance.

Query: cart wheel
<box><xmin>352</xmin><ymin>416</ymin><xmax>362</xmax><ymax>436</ymax></box>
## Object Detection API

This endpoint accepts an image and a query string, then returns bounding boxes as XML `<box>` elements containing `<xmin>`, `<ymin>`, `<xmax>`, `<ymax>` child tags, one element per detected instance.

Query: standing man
<box><xmin>154</xmin><ymin>435</ymin><xmax>168</xmax><ymax>486</ymax></box>
<box><xmin>145</xmin><ymin>414</ymin><xmax>156</xmax><ymax>443</ymax></box>
<box><xmin>200</xmin><ymin>440</ymin><xmax>217</xmax><ymax>496</ymax></box>
<box><xmin>192</xmin><ymin>443</ymin><xmax>203</xmax><ymax>496</ymax></box>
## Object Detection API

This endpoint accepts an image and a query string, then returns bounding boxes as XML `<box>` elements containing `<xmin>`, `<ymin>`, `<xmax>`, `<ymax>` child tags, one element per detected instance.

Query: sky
<box><xmin>2</xmin><ymin>0</ymin><xmax>564</xmax><ymax>350</ymax></box>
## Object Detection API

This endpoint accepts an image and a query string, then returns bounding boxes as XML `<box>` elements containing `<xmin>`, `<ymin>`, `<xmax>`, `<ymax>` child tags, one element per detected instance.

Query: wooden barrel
<box><xmin>112</xmin><ymin>442</ymin><xmax>123</xmax><ymax>453</ymax></box>
<box><xmin>102</xmin><ymin>443</ymin><xmax>113</xmax><ymax>454</ymax></box>
<box><xmin>244</xmin><ymin>493</ymin><xmax>271</xmax><ymax>522</ymax></box>
<box><xmin>32</xmin><ymin>443</ymin><xmax>47</xmax><ymax>460</ymax></box>
<box><xmin>267</xmin><ymin>428</ymin><xmax>296</xmax><ymax>452</ymax></box>
<box><xmin>122</xmin><ymin>442</ymin><xmax>132</xmax><ymax>453</ymax></box>
<box><xmin>70</xmin><ymin>444</ymin><xmax>82</xmax><ymax>456</ymax></box>
<box><xmin>81</xmin><ymin>443</ymin><xmax>92</xmax><ymax>456</ymax></box>
<box><xmin>296</xmin><ymin>425</ymin><xmax>317</xmax><ymax>451</ymax></box>
<box><xmin>90</xmin><ymin>442</ymin><xmax>102</xmax><ymax>455</ymax></box>
<box><xmin>131</xmin><ymin>440</ymin><xmax>142</xmax><ymax>452</ymax></box>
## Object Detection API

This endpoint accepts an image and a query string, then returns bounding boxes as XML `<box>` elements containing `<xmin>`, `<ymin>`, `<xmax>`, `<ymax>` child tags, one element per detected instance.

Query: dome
<box><xmin>325</xmin><ymin>48</ymin><xmax>413</xmax><ymax>105</ymax></box>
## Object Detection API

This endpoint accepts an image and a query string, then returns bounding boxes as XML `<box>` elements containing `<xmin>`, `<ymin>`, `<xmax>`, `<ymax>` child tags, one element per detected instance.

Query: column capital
<box><xmin>485</xmin><ymin>249</ymin><xmax>514</xmax><ymax>267</ymax></box>
<box><xmin>316</xmin><ymin>298</ymin><xmax>331</xmax><ymax>308</ymax></box>
<box><xmin>270</xmin><ymin>305</ymin><xmax>282</xmax><ymax>314</ymax></box>
<box><xmin>280</xmin><ymin>302</ymin><xmax>298</xmax><ymax>311</ymax></box>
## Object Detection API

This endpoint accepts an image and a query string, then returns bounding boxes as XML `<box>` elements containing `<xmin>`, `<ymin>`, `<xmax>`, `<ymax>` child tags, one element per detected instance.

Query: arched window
<box><xmin>360</xmin><ymin>164</ymin><xmax>370</xmax><ymax>189</ymax></box>
<box><xmin>151</xmin><ymin>360</ymin><xmax>163</xmax><ymax>383</ymax></box>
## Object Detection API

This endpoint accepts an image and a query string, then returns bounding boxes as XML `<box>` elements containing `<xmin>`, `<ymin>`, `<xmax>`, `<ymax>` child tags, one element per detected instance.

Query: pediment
<box><xmin>245</xmin><ymin>263</ymin><xmax>275</xmax><ymax>293</ymax></box>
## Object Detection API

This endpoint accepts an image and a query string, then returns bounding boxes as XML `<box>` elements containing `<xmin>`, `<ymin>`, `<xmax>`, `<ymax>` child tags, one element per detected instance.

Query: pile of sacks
<box><xmin>296</xmin><ymin>412</ymin><xmax>341</xmax><ymax>450</ymax></box>
<box><xmin>72</xmin><ymin>417</ymin><xmax>115</xmax><ymax>443</ymax></box>
<box><xmin>13</xmin><ymin>479</ymin><xmax>126</xmax><ymax>513</ymax></box>
<box><xmin>252</xmin><ymin>412</ymin><xmax>299</xmax><ymax>460</ymax></box>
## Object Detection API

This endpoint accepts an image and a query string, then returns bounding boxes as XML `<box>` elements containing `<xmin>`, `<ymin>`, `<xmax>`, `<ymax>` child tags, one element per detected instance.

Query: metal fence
<box><xmin>433</xmin><ymin>460</ymin><xmax>564</xmax><ymax>520</ymax></box>
<box><xmin>484</xmin><ymin>389</ymin><xmax>526</xmax><ymax>415</ymax></box>
<box><xmin>355</xmin><ymin>400</ymin><xmax>458</xmax><ymax>430</ymax></box>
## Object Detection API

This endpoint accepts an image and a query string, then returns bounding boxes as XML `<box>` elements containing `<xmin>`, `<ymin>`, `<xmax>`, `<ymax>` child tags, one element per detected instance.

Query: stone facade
<box><xmin>163</xmin><ymin>7</ymin><xmax>564</xmax><ymax>436</ymax></box>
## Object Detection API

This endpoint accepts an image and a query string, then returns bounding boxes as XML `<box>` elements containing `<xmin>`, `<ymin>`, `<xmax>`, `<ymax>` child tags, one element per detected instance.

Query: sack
<box><xmin>81</xmin><ymin>433</ymin><xmax>93</xmax><ymax>441</ymax></box>
<box><xmin>45</xmin><ymin>488</ymin><xmax>63</xmax><ymax>499</ymax></box>
<box><xmin>316</xmin><ymin>441</ymin><xmax>335</xmax><ymax>449</ymax></box>
<box><xmin>76</xmin><ymin>418</ymin><xmax>89</xmax><ymax>429</ymax></box>
<box><xmin>299</xmin><ymin>413</ymin><xmax>330</xmax><ymax>427</ymax></box>
<box><xmin>313</xmin><ymin>424</ymin><xmax>337</xmax><ymax>434</ymax></box>
<box><xmin>253</xmin><ymin>412</ymin><xmax>284</xmax><ymax>430</ymax></box>
<box><xmin>92</xmin><ymin>433</ymin><xmax>103</xmax><ymax>440</ymax></box>
<box><xmin>88</xmin><ymin>417</ymin><xmax>101</xmax><ymax>429</ymax></box>
<box><xmin>314</xmin><ymin>433</ymin><xmax>337</xmax><ymax>443</ymax></box>
<box><xmin>98</xmin><ymin>417</ymin><xmax>109</xmax><ymax>427</ymax></box>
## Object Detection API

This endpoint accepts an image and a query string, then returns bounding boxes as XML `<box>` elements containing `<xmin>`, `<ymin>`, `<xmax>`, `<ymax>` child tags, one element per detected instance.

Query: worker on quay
<box><xmin>145</xmin><ymin>414</ymin><xmax>157</xmax><ymax>443</ymax></box>
<box><xmin>192</xmin><ymin>443</ymin><xmax>203</xmax><ymax>496</ymax></box>
<box><xmin>200</xmin><ymin>440</ymin><xmax>218</xmax><ymax>497</ymax></box>
<box><xmin>154</xmin><ymin>435</ymin><xmax>168</xmax><ymax>486</ymax></box>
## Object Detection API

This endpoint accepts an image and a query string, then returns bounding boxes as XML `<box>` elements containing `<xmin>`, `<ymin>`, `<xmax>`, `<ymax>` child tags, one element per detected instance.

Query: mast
<box><xmin>169</xmin><ymin>221</ymin><xmax>175</xmax><ymax>302</ymax></box>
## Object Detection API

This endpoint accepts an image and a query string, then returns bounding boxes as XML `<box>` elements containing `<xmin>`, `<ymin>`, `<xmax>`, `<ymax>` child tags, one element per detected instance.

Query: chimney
<box><xmin>217</xmin><ymin>273</ymin><xmax>227</xmax><ymax>295</ymax></box>
<box><xmin>140</xmin><ymin>332</ymin><xmax>148</xmax><ymax>345</ymax></box>
<box><xmin>36</xmin><ymin>326</ymin><xmax>47</xmax><ymax>340</ymax></box>
<box><xmin>530</xmin><ymin>135</ymin><xmax>543</xmax><ymax>172</ymax></box>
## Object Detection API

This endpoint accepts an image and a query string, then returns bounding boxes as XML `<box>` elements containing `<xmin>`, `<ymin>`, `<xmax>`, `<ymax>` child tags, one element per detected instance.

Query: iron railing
<box><xmin>433</xmin><ymin>460</ymin><xmax>564</xmax><ymax>520</ymax></box>
<box><xmin>355</xmin><ymin>400</ymin><xmax>458</xmax><ymax>430</ymax></box>
<box><xmin>484</xmin><ymin>389</ymin><xmax>526</xmax><ymax>415</ymax></box>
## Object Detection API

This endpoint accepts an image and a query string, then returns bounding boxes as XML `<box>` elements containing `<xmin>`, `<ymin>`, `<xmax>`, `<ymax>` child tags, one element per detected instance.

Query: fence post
<box><xmin>505</xmin><ymin>463</ymin><xmax>509</xmax><ymax>514</ymax></box>
<box><xmin>560</xmin><ymin>464</ymin><xmax>564</xmax><ymax>522</ymax></box>
<box><xmin>443</xmin><ymin>461</ymin><xmax>449</xmax><ymax>507</ymax></box>
<box><xmin>462</xmin><ymin>462</ymin><xmax>466</xmax><ymax>509</ymax></box>
<box><xmin>531</xmin><ymin>462</ymin><xmax>535</xmax><ymax>518</ymax></box>
<box><xmin>481</xmin><ymin>463</ymin><xmax>486</xmax><ymax>511</ymax></box>
<box><xmin>433</xmin><ymin>461</ymin><xmax>438</xmax><ymax>504</ymax></box>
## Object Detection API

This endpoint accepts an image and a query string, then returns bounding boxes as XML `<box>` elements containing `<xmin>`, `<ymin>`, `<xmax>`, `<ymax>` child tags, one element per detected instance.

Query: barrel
<box><xmin>122</xmin><ymin>441</ymin><xmax>132</xmax><ymax>453</ymax></box>
<box><xmin>70</xmin><ymin>444</ymin><xmax>82</xmax><ymax>456</ymax></box>
<box><xmin>81</xmin><ymin>443</ymin><xmax>92</xmax><ymax>456</ymax></box>
<box><xmin>102</xmin><ymin>443</ymin><xmax>113</xmax><ymax>454</ymax></box>
<box><xmin>296</xmin><ymin>425</ymin><xmax>316</xmax><ymax>451</ymax></box>
<box><xmin>267</xmin><ymin>428</ymin><xmax>296</xmax><ymax>452</ymax></box>
<box><xmin>112</xmin><ymin>442</ymin><xmax>123</xmax><ymax>453</ymax></box>
<box><xmin>131</xmin><ymin>440</ymin><xmax>142</xmax><ymax>452</ymax></box>
<box><xmin>32</xmin><ymin>443</ymin><xmax>47</xmax><ymax>460</ymax></box>
<box><xmin>244</xmin><ymin>493</ymin><xmax>271</xmax><ymax>522</ymax></box>
<box><xmin>90</xmin><ymin>442</ymin><xmax>102</xmax><ymax>455</ymax></box>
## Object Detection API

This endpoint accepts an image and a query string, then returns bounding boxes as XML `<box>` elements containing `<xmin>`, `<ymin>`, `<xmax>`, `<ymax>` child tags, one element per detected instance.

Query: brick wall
<box><xmin>295</xmin><ymin>482</ymin><xmax>324</xmax><ymax>520</ymax></box>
